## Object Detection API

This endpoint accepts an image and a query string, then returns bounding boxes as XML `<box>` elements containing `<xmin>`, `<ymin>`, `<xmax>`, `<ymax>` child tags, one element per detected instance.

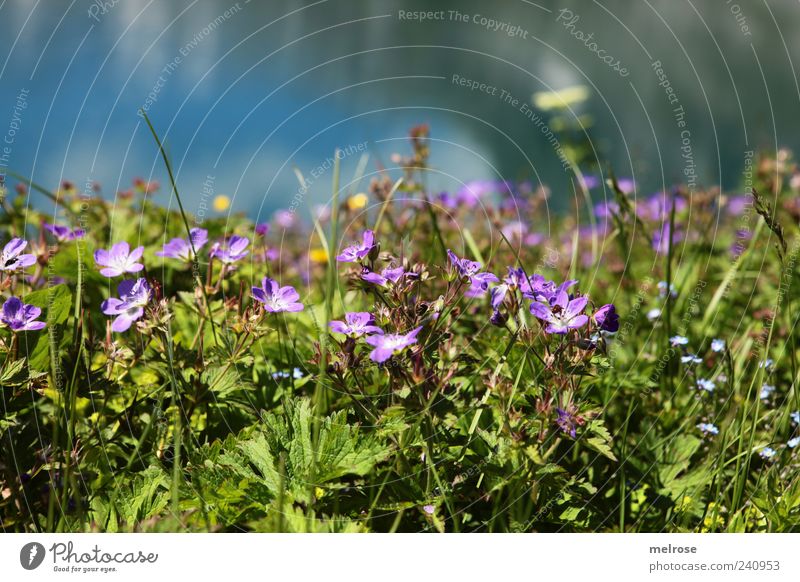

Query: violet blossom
<box><xmin>94</xmin><ymin>241</ymin><xmax>144</xmax><ymax>277</ymax></box>
<box><xmin>156</xmin><ymin>228</ymin><xmax>208</xmax><ymax>261</ymax></box>
<box><xmin>1</xmin><ymin>238</ymin><xmax>37</xmax><ymax>272</ymax></box>
<box><xmin>210</xmin><ymin>235</ymin><xmax>250</xmax><ymax>264</ymax></box>
<box><xmin>447</xmin><ymin>250</ymin><xmax>499</xmax><ymax>292</ymax></box>
<box><xmin>329</xmin><ymin>312</ymin><xmax>383</xmax><ymax>337</ymax></box>
<box><xmin>362</xmin><ymin>265</ymin><xmax>408</xmax><ymax>287</ymax></box>
<box><xmin>593</xmin><ymin>304</ymin><xmax>619</xmax><ymax>332</ymax></box>
<box><xmin>365</xmin><ymin>326</ymin><xmax>422</xmax><ymax>363</ymax></box>
<box><xmin>337</xmin><ymin>230</ymin><xmax>375</xmax><ymax>263</ymax></box>
<box><xmin>251</xmin><ymin>277</ymin><xmax>304</xmax><ymax>312</ymax></box>
<box><xmin>0</xmin><ymin>297</ymin><xmax>46</xmax><ymax>331</ymax></box>
<box><xmin>43</xmin><ymin>223</ymin><xmax>85</xmax><ymax>242</ymax></box>
<box><xmin>529</xmin><ymin>290</ymin><xmax>589</xmax><ymax>334</ymax></box>
<box><xmin>101</xmin><ymin>278</ymin><xmax>151</xmax><ymax>332</ymax></box>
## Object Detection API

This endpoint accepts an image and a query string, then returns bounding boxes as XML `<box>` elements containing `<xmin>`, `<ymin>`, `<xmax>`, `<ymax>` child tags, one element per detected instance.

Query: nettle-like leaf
<box><xmin>206</xmin><ymin>399</ymin><xmax>392</xmax><ymax>505</ymax></box>
<box><xmin>20</xmin><ymin>283</ymin><xmax>73</xmax><ymax>372</ymax></box>
<box><xmin>93</xmin><ymin>466</ymin><xmax>170</xmax><ymax>532</ymax></box>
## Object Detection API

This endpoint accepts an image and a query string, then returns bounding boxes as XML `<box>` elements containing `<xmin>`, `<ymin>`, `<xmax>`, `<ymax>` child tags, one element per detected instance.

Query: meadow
<box><xmin>1</xmin><ymin>122</ymin><xmax>799</xmax><ymax>533</ymax></box>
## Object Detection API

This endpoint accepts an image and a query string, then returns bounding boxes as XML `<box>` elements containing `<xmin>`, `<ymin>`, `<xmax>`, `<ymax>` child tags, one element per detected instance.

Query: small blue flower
<box><xmin>670</xmin><ymin>335</ymin><xmax>689</xmax><ymax>347</ymax></box>
<box><xmin>760</xmin><ymin>383</ymin><xmax>775</xmax><ymax>401</ymax></box>
<box><xmin>681</xmin><ymin>354</ymin><xmax>702</xmax><ymax>365</ymax></box>
<box><xmin>759</xmin><ymin>358</ymin><xmax>774</xmax><ymax>370</ymax></box>
<box><xmin>791</xmin><ymin>411</ymin><xmax>800</xmax><ymax>425</ymax></box>
<box><xmin>696</xmin><ymin>378</ymin><xmax>715</xmax><ymax>393</ymax></box>
<box><xmin>788</xmin><ymin>436</ymin><xmax>800</xmax><ymax>449</ymax></box>
<box><xmin>658</xmin><ymin>281</ymin><xmax>677</xmax><ymax>298</ymax></box>
<box><xmin>272</xmin><ymin>367</ymin><xmax>304</xmax><ymax>380</ymax></box>
<box><xmin>711</xmin><ymin>338</ymin><xmax>725</xmax><ymax>353</ymax></box>
<box><xmin>758</xmin><ymin>446</ymin><xmax>776</xmax><ymax>459</ymax></box>
<box><xmin>646</xmin><ymin>308</ymin><xmax>661</xmax><ymax>321</ymax></box>
<box><xmin>697</xmin><ymin>422</ymin><xmax>719</xmax><ymax>436</ymax></box>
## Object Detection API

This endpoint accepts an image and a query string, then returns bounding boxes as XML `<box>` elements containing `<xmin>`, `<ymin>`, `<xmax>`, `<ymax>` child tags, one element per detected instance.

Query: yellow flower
<box><xmin>213</xmin><ymin>195</ymin><xmax>231</xmax><ymax>212</ymax></box>
<box><xmin>347</xmin><ymin>192</ymin><xmax>368</xmax><ymax>211</ymax></box>
<box><xmin>532</xmin><ymin>85</ymin><xmax>590</xmax><ymax>111</ymax></box>
<box><xmin>309</xmin><ymin>248</ymin><xmax>329</xmax><ymax>263</ymax></box>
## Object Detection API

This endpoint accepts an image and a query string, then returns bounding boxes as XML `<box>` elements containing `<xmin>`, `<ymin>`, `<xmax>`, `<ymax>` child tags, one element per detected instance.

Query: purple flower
<box><xmin>251</xmin><ymin>277</ymin><xmax>304</xmax><ymax>312</ymax></box>
<box><xmin>490</xmin><ymin>267</ymin><xmax>530</xmax><ymax>308</ymax></box>
<box><xmin>255</xmin><ymin>223</ymin><xmax>270</xmax><ymax>236</ymax></box>
<box><xmin>593</xmin><ymin>304</ymin><xmax>619</xmax><ymax>332</ymax></box>
<box><xmin>616</xmin><ymin>177</ymin><xmax>635</xmax><ymax>194</ymax></box>
<box><xmin>524</xmin><ymin>275</ymin><xmax>577</xmax><ymax>305</ymax></box>
<box><xmin>1</xmin><ymin>238</ymin><xmax>37</xmax><ymax>272</ymax></box>
<box><xmin>156</xmin><ymin>228</ymin><xmax>208</xmax><ymax>261</ymax></box>
<box><xmin>210</xmin><ymin>235</ymin><xmax>250</xmax><ymax>264</ymax></box>
<box><xmin>361</xmin><ymin>265</ymin><xmax>407</xmax><ymax>287</ymax></box>
<box><xmin>101</xmin><ymin>278</ymin><xmax>151</xmax><ymax>332</ymax></box>
<box><xmin>652</xmin><ymin>223</ymin><xmax>683</xmax><ymax>254</ymax></box>
<box><xmin>529</xmin><ymin>290</ymin><xmax>588</xmax><ymax>334</ymax></box>
<box><xmin>94</xmin><ymin>241</ymin><xmax>144</xmax><ymax>277</ymax></box>
<box><xmin>447</xmin><ymin>250</ymin><xmax>498</xmax><ymax>292</ymax></box>
<box><xmin>555</xmin><ymin>407</ymin><xmax>581</xmax><ymax>438</ymax></box>
<box><xmin>274</xmin><ymin>210</ymin><xmax>296</xmax><ymax>229</ymax></box>
<box><xmin>365</xmin><ymin>326</ymin><xmax>422</xmax><ymax>363</ymax></box>
<box><xmin>0</xmin><ymin>297</ymin><xmax>46</xmax><ymax>331</ymax></box>
<box><xmin>329</xmin><ymin>312</ymin><xmax>383</xmax><ymax>337</ymax></box>
<box><xmin>43</xmin><ymin>223</ymin><xmax>85</xmax><ymax>242</ymax></box>
<box><xmin>337</xmin><ymin>230</ymin><xmax>375</xmax><ymax>263</ymax></box>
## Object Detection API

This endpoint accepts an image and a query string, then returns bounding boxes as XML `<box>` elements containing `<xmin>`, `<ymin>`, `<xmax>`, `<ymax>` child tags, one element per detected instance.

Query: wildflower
<box><xmin>593</xmin><ymin>304</ymin><xmax>619</xmax><ymax>332</ymax></box>
<box><xmin>347</xmin><ymin>193</ymin><xmax>368</xmax><ymax>211</ymax></box>
<box><xmin>101</xmin><ymin>278</ymin><xmax>151</xmax><ymax>332</ymax></box>
<box><xmin>529</xmin><ymin>291</ymin><xmax>588</xmax><ymax>334</ymax></box>
<box><xmin>43</xmin><ymin>223</ymin><xmax>85</xmax><ymax>242</ymax></box>
<box><xmin>274</xmin><ymin>210</ymin><xmax>296</xmax><ymax>229</ymax></box>
<box><xmin>94</xmin><ymin>241</ymin><xmax>144</xmax><ymax>277</ymax></box>
<box><xmin>696</xmin><ymin>378</ymin><xmax>715</xmax><ymax>393</ymax></box>
<box><xmin>212</xmin><ymin>195</ymin><xmax>231</xmax><ymax>212</ymax></box>
<box><xmin>329</xmin><ymin>312</ymin><xmax>383</xmax><ymax>337</ymax></box>
<box><xmin>524</xmin><ymin>275</ymin><xmax>577</xmax><ymax>305</ymax></box>
<box><xmin>670</xmin><ymin>335</ymin><xmax>689</xmax><ymax>347</ymax></box>
<box><xmin>658</xmin><ymin>281</ymin><xmax>677</xmax><ymax>298</ymax></box>
<box><xmin>210</xmin><ymin>235</ymin><xmax>250</xmax><ymax>264</ymax></box>
<box><xmin>156</xmin><ymin>228</ymin><xmax>208</xmax><ymax>261</ymax></box>
<box><xmin>760</xmin><ymin>383</ymin><xmax>775</xmax><ymax>401</ymax></box>
<box><xmin>422</xmin><ymin>504</ymin><xmax>435</xmax><ymax>515</ymax></box>
<box><xmin>646</xmin><ymin>308</ymin><xmax>661</xmax><ymax>321</ymax></box>
<box><xmin>364</xmin><ymin>326</ymin><xmax>422</xmax><ymax>363</ymax></box>
<box><xmin>251</xmin><ymin>277</ymin><xmax>304</xmax><ymax>313</ymax></box>
<box><xmin>255</xmin><ymin>223</ymin><xmax>270</xmax><ymax>236</ymax></box>
<box><xmin>697</xmin><ymin>423</ymin><xmax>719</xmax><ymax>436</ymax></box>
<box><xmin>337</xmin><ymin>230</ymin><xmax>375</xmax><ymax>263</ymax></box>
<box><xmin>272</xmin><ymin>368</ymin><xmax>304</xmax><ymax>380</ymax></box>
<box><xmin>308</xmin><ymin>248</ymin><xmax>329</xmax><ymax>263</ymax></box>
<box><xmin>490</xmin><ymin>267</ymin><xmax>529</xmax><ymax>309</ymax></box>
<box><xmin>554</xmin><ymin>406</ymin><xmax>583</xmax><ymax>438</ymax></box>
<box><xmin>446</xmin><ymin>250</ymin><xmax>498</xmax><ymax>292</ymax></box>
<box><xmin>759</xmin><ymin>358</ymin><xmax>774</xmax><ymax>370</ymax></box>
<box><xmin>787</xmin><ymin>436</ymin><xmax>800</xmax><ymax>449</ymax></box>
<box><xmin>681</xmin><ymin>354</ymin><xmax>702</xmax><ymax>365</ymax></box>
<box><xmin>0</xmin><ymin>297</ymin><xmax>46</xmax><ymax>331</ymax></box>
<box><xmin>1</xmin><ymin>238</ymin><xmax>37</xmax><ymax>272</ymax></box>
<box><xmin>489</xmin><ymin>310</ymin><xmax>507</xmax><ymax>327</ymax></box>
<box><xmin>758</xmin><ymin>446</ymin><xmax>776</xmax><ymax>460</ymax></box>
<box><xmin>652</xmin><ymin>223</ymin><xmax>682</xmax><ymax>255</ymax></box>
<box><xmin>791</xmin><ymin>411</ymin><xmax>800</xmax><ymax>425</ymax></box>
<box><xmin>362</xmin><ymin>266</ymin><xmax>407</xmax><ymax>287</ymax></box>
<box><xmin>711</xmin><ymin>338</ymin><xmax>725</xmax><ymax>353</ymax></box>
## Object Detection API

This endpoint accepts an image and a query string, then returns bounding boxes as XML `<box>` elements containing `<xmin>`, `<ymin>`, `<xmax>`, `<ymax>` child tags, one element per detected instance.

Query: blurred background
<box><xmin>0</xmin><ymin>0</ymin><xmax>797</xmax><ymax>222</ymax></box>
